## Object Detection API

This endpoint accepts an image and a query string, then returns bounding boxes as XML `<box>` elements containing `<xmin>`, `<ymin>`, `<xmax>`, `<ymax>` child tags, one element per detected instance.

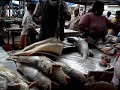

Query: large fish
<box><xmin>51</xmin><ymin>64</ymin><xmax>71</xmax><ymax>85</ymax></box>
<box><xmin>53</xmin><ymin>62</ymin><xmax>86</xmax><ymax>89</ymax></box>
<box><xmin>16</xmin><ymin>63</ymin><xmax>52</xmax><ymax>90</ymax></box>
<box><xmin>23</xmin><ymin>37</ymin><xmax>59</xmax><ymax>51</ymax></box>
<box><xmin>67</xmin><ymin>37</ymin><xmax>89</xmax><ymax>59</ymax></box>
<box><xmin>13</xmin><ymin>42</ymin><xmax>63</xmax><ymax>56</ymax></box>
<box><xmin>8</xmin><ymin>56</ymin><xmax>53</xmax><ymax>75</ymax></box>
<box><xmin>9</xmin><ymin>56</ymin><xmax>71</xmax><ymax>85</ymax></box>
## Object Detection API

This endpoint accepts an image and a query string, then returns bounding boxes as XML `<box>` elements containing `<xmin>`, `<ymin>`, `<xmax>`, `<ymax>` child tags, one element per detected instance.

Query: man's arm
<box><xmin>62</xmin><ymin>1</ymin><xmax>71</xmax><ymax>21</ymax></box>
<box><xmin>32</xmin><ymin>2</ymin><xmax>42</xmax><ymax>24</ymax></box>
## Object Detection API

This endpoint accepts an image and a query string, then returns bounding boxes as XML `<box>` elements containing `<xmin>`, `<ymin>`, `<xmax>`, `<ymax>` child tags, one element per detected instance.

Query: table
<box><xmin>5</xmin><ymin>28</ymin><xmax>22</xmax><ymax>48</ymax></box>
<box><xmin>36</xmin><ymin>28</ymin><xmax>79</xmax><ymax>37</ymax></box>
<box><xmin>64</xmin><ymin>29</ymin><xmax>79</xmax><ymax>37</ymax></box>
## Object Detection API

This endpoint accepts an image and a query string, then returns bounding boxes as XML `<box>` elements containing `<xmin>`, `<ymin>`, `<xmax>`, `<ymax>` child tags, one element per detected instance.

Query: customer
<box><xmin>69</xmin><ymin>8</ymin><xmax>80</xmax><ymax>31</ymax></box>
<box><xmin>111</xmin><ymin>10</ymin><xmax>120</xmax><ymax>36</ymax></box>
<box><xmin>79</xmin><ymin>1</ymin><xmax>120</xmax><ymax>45</ymax></box>
<box><xmin>33</xmin><ymin>0</ymin><xmax>71</xmax><ymax>41</ymax></box>
<box><xmin>106</xmin><ymin>11</ymin><xmax>113</xmax><ymax>21</ymax></box>
<box><xmin>19</xmin><ymin>3</ymin><xmax>37</xmax><ymax>49</ymax></box>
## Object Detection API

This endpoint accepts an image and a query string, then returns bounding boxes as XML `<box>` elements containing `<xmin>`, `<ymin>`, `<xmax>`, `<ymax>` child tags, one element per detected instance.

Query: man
<box><xmin>33</xmin><ymin>0</ymin><xmax>71</xmax><ymax>41</ymax></box>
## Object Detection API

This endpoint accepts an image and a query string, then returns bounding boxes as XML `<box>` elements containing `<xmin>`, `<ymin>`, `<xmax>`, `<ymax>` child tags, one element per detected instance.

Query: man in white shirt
<box><xmin>19</xmin><ymin>3</ymin><xmax>37</xmax><ymax>49</ymax></box>
<box><xmin>33</xmin><ymin>0</ymin><xmax>71</xmax><ymax>41</ymax></box>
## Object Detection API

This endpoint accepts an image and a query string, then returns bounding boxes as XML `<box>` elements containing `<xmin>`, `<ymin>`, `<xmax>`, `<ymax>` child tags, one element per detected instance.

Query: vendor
<box><xmin>111</xmin><ymin>10</ymin><xmax>120</xmax><ymax>36</ymax></box>
<box><xmin>33</xmin><ymin>0</ymin><xmax>71</xmax><ymax>41</ymax></box>
<box><xmin>79</xmin><ymin>1</ymin><xmax>120</xmax><ymax>45</ymax></box>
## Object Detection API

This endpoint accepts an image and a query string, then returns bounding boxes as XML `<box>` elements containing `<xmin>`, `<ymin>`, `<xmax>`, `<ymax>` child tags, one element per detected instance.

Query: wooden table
<box><xmin>64</xmin><ymin>29</ymin><xmax>79</xmax><ymax>37</ymax></box>
<box><xmin>36</xmin><ymin>28</ymin><xmax>79</xmax><ymax>37</ymax></box>
<box><xmin>5</xmin><ymin>28</ymin><xmax>22</xmax><ymax>48</ymax></box>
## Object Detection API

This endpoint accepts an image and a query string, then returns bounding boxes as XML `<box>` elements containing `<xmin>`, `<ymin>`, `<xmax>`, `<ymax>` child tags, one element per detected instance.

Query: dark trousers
<box><xmin>89</xmin><ymin>31</ymin><xmax>107</xmax><ymax>42</ymax></box>
<box><xmin>28</xmin><ymin>28</ymin><xmax>37</xmax><ymax>44</ymax></box>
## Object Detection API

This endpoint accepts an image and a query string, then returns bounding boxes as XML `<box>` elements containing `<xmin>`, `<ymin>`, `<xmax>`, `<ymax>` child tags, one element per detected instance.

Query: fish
<box><xmin>16</xmin><ymin>63</ymin><xmax>52</xmax><ymax>90</ymax></box>
<box><xmin>23</xmin><ymin>37</ymin><xmax>59</xmax><ymax>51</ymax></box>
<box><xmin>87</xmin><ymin>71</ymin><xmax>113</xmax><ymax>83</ymax></box>
<box><xmin>67</xmin><ymin>37</ymin><xmax>89</xmax><ymax>59</ymax></box>
<box><xmin>51</xmin><ymin>64</ymin><xmax>71</xmax><ymax>85</ymax></box>
<box><xmin>96</xmin><ymin>43</ymin><xmax>120</xmax><ymax>55</ymax></box>
<box><xmin>53</xmin><ymin>62</ymin><xmax>86</xmax><ymax>89</ymax></box>
<box><xmin>84</xmin><ymin>81</ymin><xmax>117</xmax><ymax>90</ymax></box>
<box><xmin>0</xmin><ymin>66</ymin><xmax>29</xmax><ymax>90</ymax></box>
<box><xmin>13</xmin><ymin>42</ymin><xmax>63</xmax><ymax>56</ymax></box>
<box><xmin>106</xmin><ymin>35</ymin><xmax>120</xmax><ymax>44</ymax></box>
<box><xmin>8</xmin><ymin>56</ymin><xmax>53</xmax><ymax>75</ymax></box>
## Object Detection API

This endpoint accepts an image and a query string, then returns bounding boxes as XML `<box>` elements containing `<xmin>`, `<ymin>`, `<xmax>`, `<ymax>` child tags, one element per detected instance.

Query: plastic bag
<box><xmin>114</xmin><ymin>52</ymin><xmax>120</xmax><ymax>79</ymax></box>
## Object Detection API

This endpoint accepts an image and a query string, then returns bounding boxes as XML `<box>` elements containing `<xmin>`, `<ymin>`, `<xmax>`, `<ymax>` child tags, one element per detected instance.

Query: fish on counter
<box><xmin>105</xmin><ymin>35</ymin><xmax>120</xmax><ymax>44</ymax></box>
<box><xmin>16</xmin><ymin>63</ymin><xmax>52</xmax><ymax>90</ymax></box>
<box><xmin>67</xmin><ymin>37</ymin><xmax>89</xmax><ymax>59</ymax></box>
<box><xmin>8</xmin><ymin>56</ymin><xmax>53</xmax><ymax>75</ymax></box>
<box><xmin>53</xmin><ymin>62</ymin><xmax>86</xmax><ymax>89</ymax></box>
<box><xmin>51</xmin><ymin>64</ymin><xmax>71</xmax><ymax>85</ymax></box>
<box><xmin>84</xmin><ymin>81</ymin><xmax>117</xmax><ymax>90</ymax></box>
<box><xmin>13</xmin><ymin>42</ymin><xmax>63</xmax><ymax>56</ymax></box>
<box><xmin>100</xmin><ymin>44</ymin><xmax>119</xmax><ymax>56</ymax></box>
<box><xmin>0</xmin><ymin>66</ymin><xmax>29</xmax><ymax>90</ymax></box>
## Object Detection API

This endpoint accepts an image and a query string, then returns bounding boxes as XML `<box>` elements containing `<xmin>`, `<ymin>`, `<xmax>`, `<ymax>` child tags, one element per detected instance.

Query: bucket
<box><xmin>3</xmin><ymin>43</ymin><xmax>12</xmax><ymax>51</ymax></box>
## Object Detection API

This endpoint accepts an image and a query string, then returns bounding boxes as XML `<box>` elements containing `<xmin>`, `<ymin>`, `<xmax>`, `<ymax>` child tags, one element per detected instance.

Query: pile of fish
<box><xmin>96</xmin><ymin>35</ymin><xmax>120</xmax><ymax>56</ymax></box>
<box><xmin>6</xmin><ymin>37</ymin><xmax>88</xmax><ymax>90</ymax></box>
<box><xmin>8</xmin><ymin>56</ymin><xmax>87</xmax><ymax>90</ymax></box>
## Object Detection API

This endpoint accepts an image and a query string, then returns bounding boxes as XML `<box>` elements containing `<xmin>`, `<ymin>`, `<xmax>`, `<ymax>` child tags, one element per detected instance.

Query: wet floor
<box><xmin>58</xmin><ymin>48</ymin><xmax>114</xmax><ymax>74</ymax></box>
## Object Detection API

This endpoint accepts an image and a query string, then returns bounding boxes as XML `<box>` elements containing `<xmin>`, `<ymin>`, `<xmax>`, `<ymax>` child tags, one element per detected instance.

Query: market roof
<box><xmin>1</xmin><ymin>0</ymin><xmax>120</xmax><ymax>5</ymax></box>
<box><xmin>64</xmin><ymin>0</ymin><xmax>120</xmax><ymax>5</ymax></box>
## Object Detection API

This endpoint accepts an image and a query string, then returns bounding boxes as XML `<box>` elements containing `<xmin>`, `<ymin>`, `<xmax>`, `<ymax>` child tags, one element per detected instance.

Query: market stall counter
<box><xmin>0</xmin><ymin>38</ymin><xmax>116</xmax><ymax>90</ymax></box>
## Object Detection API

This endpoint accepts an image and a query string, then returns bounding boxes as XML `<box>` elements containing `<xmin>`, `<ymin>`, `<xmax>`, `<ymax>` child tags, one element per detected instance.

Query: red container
<box><xmin>3</xmin><ymin>43</ymin><xmax>12</xmax><ymax>51</ymax></box>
